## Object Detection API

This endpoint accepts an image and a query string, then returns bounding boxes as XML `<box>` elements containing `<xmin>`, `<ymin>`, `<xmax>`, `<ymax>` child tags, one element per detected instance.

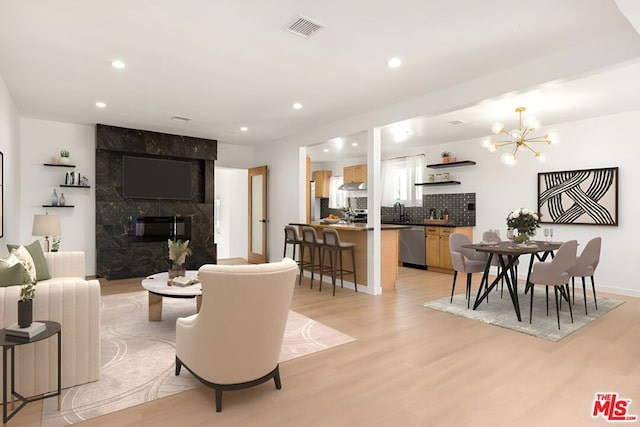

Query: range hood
<box><xmin>338</xmin><ymin>182</ymin><xmax>367</xmax><ymax>191</ymax></box>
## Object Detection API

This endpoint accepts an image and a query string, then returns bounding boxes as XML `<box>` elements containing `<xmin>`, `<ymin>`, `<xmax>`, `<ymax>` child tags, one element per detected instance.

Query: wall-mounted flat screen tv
<box><xmin>123</xmin><ymin>156</ymin><xmax>192</xmax><ymax>200</ymax></box>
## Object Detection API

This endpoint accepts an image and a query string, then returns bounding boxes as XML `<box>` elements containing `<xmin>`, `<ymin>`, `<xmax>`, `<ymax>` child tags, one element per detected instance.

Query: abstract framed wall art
<box><xmin>537</xmin><ymin>167</ymin><xmax>618</xmax><ymax>226</ymax></box>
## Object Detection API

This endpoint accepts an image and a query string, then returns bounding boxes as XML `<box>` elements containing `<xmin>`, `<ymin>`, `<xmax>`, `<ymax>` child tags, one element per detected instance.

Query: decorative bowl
<box><xmin>321</xmin><ymin>219</ymin><xmax>340</xmax><ymax>224</ymax></box>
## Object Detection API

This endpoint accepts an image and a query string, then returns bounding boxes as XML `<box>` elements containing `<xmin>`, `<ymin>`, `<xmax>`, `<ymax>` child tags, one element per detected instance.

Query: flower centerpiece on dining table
<box><xmin>168</xmin><ymin>239</ymin><xmax>192</xmax><ymax>278</ymax></box>
<box><xmin>506</xmin><ymin>207</ymin><xmax>542</xmax><ymax>244</ymax></box>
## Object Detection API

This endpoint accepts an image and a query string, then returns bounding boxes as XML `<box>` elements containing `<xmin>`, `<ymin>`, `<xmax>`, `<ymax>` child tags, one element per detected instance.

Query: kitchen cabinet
<box><xmin>344</xmin><ymin>164</ymin><xmax>367</xmax><ymax>183</ymax></box>
<box><xmin>312</xmin><ymin>170</ymin><xmax>332</xmax><ymax>198</ymax></box>
<box><xmin>425</xmin><ymin>226</ymin><xmax>473</xmax><ymax>273</ymax></box>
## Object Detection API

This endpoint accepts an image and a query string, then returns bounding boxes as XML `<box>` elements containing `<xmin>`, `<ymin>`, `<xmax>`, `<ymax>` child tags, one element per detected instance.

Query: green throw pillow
<box><xmin>0</xmin><ymin>263</ymin><xmax>31</xmax><ymax>287</ymax></box>
<box><xmin>7</xmin><ymin>240</ymin><xmax>51</xmax><ymax>281</ymax></box>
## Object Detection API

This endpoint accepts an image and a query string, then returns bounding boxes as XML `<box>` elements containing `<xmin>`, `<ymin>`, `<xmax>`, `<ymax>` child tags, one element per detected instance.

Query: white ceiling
<box><xmin>1</xmin><ymin>0</ymin><xmax>640</xmax><ymax>160</ymax></box>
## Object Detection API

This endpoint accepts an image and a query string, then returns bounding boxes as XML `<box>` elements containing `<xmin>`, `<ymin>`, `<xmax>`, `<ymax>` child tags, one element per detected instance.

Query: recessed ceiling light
<box><xmin>240</xmin><ymin>126</ymin><xmax>248</xmax><ymax>132</ymax></box>
<box><xmin>293</xmin><ymin>102</ymin><xmax>303</xmax><ymax>110</ymax></box>
<box><xmin>387</xmin><ymin>57</ymin><xmax>402</xmax><ymax>68</ymax></box>
<box><xmin>95</xmin><ymin>101</ymin><xmax>106</xmax><ymax>108</ymax></box>
<box><xmin>323</xmin><ymin>148</ymin><xmax>329</xmax><ymax>153</ymax></box>
<box><xmin>352</xmin><ymin>142</ymin><xmax>358</xmax><ymax>147</ymax></box>
<box><xmin>111</xmin><ymin>59</ymin><xmax>126</xmax><ymax>70</ymax></box>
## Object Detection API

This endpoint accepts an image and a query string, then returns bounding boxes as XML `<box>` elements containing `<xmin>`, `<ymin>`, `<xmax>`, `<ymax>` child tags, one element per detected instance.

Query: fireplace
<box><xmin>128</xmin><ymin>216</ymin><xmax>191</xmax><ymax>242</ymax></box>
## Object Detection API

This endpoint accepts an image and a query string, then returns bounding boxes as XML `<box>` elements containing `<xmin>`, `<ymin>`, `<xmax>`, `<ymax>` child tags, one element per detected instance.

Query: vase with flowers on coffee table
<box><xmin>141</xmin><ymin>271</ymin><xmax>201</xmax><ymax>321</ymax></box>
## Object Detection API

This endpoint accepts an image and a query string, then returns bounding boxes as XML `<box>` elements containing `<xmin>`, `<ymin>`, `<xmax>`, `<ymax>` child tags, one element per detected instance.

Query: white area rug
<box><xmin>42</xmin><ymin>291</ymin><xmax>354</xmax><ymax>426</ymax></box>
<box><xmin>423</xmin><ymin>288</ymin><xmax>623</xmax><ymax>342</ymax></box>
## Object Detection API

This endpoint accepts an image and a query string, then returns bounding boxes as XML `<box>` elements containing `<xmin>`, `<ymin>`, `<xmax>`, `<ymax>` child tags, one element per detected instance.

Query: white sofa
<box><xmin>0</xmin><ymin>251</ymin><xmax>100</xmax><ymax>396</ymax></box>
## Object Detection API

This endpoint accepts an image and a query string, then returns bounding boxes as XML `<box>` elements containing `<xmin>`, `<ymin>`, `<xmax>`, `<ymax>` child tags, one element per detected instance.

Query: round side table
<box><xmin>0</xmin><ymin>320</ymin><xmax>61</xmax><ymax>424</ymax></box>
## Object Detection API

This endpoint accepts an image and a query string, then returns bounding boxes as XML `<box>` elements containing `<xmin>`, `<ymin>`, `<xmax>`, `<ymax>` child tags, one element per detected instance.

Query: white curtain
<box><xmin>329</xmin><ymin>176</ymin><xmax>347</xmax><ymax>208</ymax></box>
<box><xmin>380</xmin><ymin>155</ymin><xmax>424</xmax><ymax>207</ymax></box>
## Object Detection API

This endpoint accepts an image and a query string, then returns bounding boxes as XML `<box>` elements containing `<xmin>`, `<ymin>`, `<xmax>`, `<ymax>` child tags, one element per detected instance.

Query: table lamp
<box><xmin>32</xmin><ymin>213</ymin><xmax>61</xmax><ymax>252</ymax></box>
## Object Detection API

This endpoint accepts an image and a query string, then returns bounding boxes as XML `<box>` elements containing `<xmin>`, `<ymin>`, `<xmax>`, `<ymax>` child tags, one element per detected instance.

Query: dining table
<box><xmin>461</xmin><ymin>240</ymin><xmax>562</xmax><ymax>321</ymax></box>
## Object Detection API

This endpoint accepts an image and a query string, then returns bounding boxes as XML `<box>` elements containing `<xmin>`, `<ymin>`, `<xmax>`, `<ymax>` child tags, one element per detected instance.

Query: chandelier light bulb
<box><xmin>536</xmin><ymin>152</ymin><xmax>547</xmax><ymax>162</ymax></box>
<box><xmin>546</xmin><ymin>130</ymin><xmax>560</xmax><ymax>144</ymax></box>
<box><xmin>481</xmin><ymin>136</ymin><xmax>492</xmax><ymax>148</ymax></box>
<box><xmin>488</xmin><ymin>143</ymin><xmax>498</xmax><ymax>153</ymax></box>
<box><xmin>509</xmin><ymin>129</ymin><xmax>522</xmax><ymax>142</ymax></box>
<box><xmin>523</xmin><ymin>116</ymin><xmax>540</xmax><ymax>130</ymax></box>
<box><xmin>500</xmin><ymin>152</ymin><xmax>517</xmax><ymax>167</ymax></box>
<box><xmin>491</xmin><ymin>121</ymin><xmax>504</xmax><ymax>134</ymax></box>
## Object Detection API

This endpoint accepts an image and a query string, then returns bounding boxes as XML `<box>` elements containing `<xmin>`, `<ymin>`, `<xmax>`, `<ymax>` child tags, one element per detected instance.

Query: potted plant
<box><xmin>59</xmin><ymin>149</ymin><xmax>71</xmax><ymax>164</ymax></box>
<box><xmin>441</xmin><ymin>151</ymin><xmax>452</xmax><ymax>163</ymax></box>
<box><xmin>51</xmin><ymin>236</ymin><xmax>61</xmax><ymax>252</ymax></box>
<box><xmin>18</xmin><ymin>280</ymin><xmax>36</xmax><ymax>328</ymax></box>
<box><xmin>168</xmin><ymin>239</ymin><xmax>192</xmax><ymax>279</ymax></box>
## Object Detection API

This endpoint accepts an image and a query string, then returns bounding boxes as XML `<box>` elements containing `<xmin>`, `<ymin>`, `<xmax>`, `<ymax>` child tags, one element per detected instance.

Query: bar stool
<box><xmin>321</xmin><ymin>228</ymin><xmax>358</xmax><ymax>296</ymax></box>
<box><xmin>299</xmin><ymin>226</ymin><xmax>325</xmax><ymax>289</ymax></box>
<box><xmin>283</xmin><ymin>225</ymin><xmax>302</xmax><ymax>264</ymax></box>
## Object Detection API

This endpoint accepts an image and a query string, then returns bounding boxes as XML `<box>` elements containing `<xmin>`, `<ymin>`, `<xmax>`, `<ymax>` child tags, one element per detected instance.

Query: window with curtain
<box><xmin>329</xmin><ymin>176</ymin><xmax>347</xmax><ymax>208</ymax></box>
<box><xmin>380</xmin><ymin>155</ymin><xmax>425</xmax><ymax>207</ymax></box>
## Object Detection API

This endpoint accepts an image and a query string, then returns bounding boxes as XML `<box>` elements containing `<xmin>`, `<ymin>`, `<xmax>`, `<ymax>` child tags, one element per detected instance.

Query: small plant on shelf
<box><xmin>59</xmin><ymin>149</ymin><xmax>71</xmax><ymax>164</ymax></box>
<box><xmin>441</xmin><ymin>151</ymin><xmax>452</xmax><ymax>163</ymax></box>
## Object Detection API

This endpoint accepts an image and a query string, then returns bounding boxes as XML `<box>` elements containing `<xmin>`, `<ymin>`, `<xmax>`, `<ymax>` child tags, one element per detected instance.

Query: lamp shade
<box><xmin>32</xmin><ymin>213</ymin><xmax>61</xmax><ymax>236</ymax></box>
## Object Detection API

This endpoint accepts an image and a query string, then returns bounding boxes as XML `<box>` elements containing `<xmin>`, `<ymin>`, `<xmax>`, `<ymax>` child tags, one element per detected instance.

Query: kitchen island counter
<box><xmin>290</xmin><ymin>222</ymin><xmax>403</xmax><ymax>291</ymax></box>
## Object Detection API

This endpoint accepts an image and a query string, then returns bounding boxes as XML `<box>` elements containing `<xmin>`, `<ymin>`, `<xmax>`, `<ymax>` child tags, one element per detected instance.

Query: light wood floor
<box><xmin>8</xmin><ymin>266</ymin><xmax>640</xmax><ymax>426</ymax></box>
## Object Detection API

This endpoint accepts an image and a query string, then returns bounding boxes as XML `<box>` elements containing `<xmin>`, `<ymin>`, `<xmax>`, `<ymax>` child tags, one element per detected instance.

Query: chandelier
<box><xmin>480</xmin><ymin>107</ymin><xmax>559</xmax><ymax>166</ymax></box>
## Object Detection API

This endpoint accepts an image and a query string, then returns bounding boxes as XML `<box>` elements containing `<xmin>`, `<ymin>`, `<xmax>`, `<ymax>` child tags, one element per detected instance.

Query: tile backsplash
<box><xmin>320</xmin><ymin>193</ymin><xmax>476</xmax><ymax>226</ymax></box>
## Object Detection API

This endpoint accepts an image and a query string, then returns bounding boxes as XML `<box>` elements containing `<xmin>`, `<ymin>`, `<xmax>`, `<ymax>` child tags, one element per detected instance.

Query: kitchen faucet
<box><xmin>394</xmin><ymin>202</ymin><xmax>407</xmax><ymax>223</ymax></box>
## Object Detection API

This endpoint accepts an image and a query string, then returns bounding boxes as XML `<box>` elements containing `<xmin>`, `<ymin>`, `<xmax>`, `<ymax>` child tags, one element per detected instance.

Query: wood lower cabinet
<box><xmin>312</xmin><ymin>170</ymin><xmax>331</xmax><ymax>198</ymax></box>
<box><xmin>425</xmin><ymin>226</ymin><xmax>473</xmax><ymax>273</ymax></box>
<box><xmin>344</xmin><ymin>164</ymin><xmax>367</xmax><ymax>183</ymax></box>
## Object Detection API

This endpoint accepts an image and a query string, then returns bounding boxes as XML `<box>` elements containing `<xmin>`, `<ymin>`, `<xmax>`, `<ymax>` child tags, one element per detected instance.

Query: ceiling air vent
<box><xmin>286</xmin><ymin>15</ymin><xmax>326</xmax><ymax>38</ymax></box>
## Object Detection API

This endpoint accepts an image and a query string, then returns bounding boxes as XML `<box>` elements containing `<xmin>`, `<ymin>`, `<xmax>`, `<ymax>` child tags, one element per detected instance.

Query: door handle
<box><xmin>259</xmin><ymin>219</ymin><xmax>269</xmax><ymax>223</ymax></box>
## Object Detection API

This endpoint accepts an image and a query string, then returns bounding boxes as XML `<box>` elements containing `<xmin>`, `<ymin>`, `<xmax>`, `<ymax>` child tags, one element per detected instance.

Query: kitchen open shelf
<box><xmin>426</xmin><ymin>160</ymin><xmax>476</xmax><ymax>169</ymax></box>
<box><xmin>43</xmin><ymin>163</ymin><xmax>76</xmax><ymax>168</ymax></box>
<box><xmin>42</xmin><ymin>205</ymin><xmax>75</xmax><ymax>208</ymax></box>
<box><xmin>415</xmin><ymin>181</ymin><xmax>461</xmax><ymax>186</ymax></box>
<box><xmin>60</xmin><ymin>184</ymin><xmax>90</xmax><ymax>188</ymax></box>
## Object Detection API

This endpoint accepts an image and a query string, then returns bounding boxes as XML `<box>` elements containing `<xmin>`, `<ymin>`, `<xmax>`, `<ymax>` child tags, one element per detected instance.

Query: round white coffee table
<box><xmin>141</xmin><ymin>271</ymin><xmax>202</xmax><ymax>321</ymax></box>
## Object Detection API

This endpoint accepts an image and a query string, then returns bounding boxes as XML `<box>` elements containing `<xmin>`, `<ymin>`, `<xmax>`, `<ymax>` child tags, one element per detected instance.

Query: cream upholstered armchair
<box><xmin>175</xmin><ymin>258</ymin><xmax>298</xmax><ymax>412</ymax></box>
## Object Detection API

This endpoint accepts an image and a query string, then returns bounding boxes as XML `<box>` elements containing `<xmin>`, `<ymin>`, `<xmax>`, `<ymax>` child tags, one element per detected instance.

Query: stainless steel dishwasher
<box><xmin>400</xmin><ymin>226</ymin><xmax>427</xmax><ymax>268</ymax></box>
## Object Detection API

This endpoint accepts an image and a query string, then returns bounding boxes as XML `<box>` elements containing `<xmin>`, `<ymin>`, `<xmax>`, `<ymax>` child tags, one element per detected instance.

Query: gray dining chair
<box><xmin>482</xmin><ymin>230</ymin><xmax>519</xmax><ymax>298</ymax></box>
<box><xmin>526</xmin><ymin>240</ymin><xmax>578</xmax><ymax>329</ymax></box>
<box><xmin>570</xmin><ymin>237</ymin><xmax>602</xmax><ymax>315</ymax></box>
<box><xmin>449</xmin><ymin>233</ymin><xmax>488</xmax><ymax>308</ymax></box>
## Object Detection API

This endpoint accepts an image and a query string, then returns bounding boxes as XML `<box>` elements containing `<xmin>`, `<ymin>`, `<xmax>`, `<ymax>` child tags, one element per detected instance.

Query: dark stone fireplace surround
<box><xmin>96</xmin><ymin>124</ymin><xmax>217</xmax><ymax>280</ymax></box>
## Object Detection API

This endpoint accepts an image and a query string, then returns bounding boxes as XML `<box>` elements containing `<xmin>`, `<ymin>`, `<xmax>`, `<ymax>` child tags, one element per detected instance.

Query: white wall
<box><xmin>214</xmin><ymin>167</ymin><xmax>248</xmax><ymax>259</ymax></box>
<box><xmin>0</xmin><ymin>75</ymin><xmax>21</xmax><ymax>255</ymax></box>
<box><xmin>258</xmin><ymin>110</ymin><xmax>640</xmax><ymax>297</ymax></box>
<box><xmin>18</xmin><ymin>118</ymin><xmax>96</xmax><ymax>273</ymax></box>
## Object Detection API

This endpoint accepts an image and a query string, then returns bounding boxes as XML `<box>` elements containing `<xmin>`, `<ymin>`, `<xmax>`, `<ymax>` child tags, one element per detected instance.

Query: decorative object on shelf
<box><xmin>79</xmin><ymin>175</ymin><xmax>89</xmax><ymax>186</ymax></box>
<box><xmin>18</xmin><ymin>279</ymin><xmax>36</xmax><ymax>328</ymax></box>
<box><xmin>168</xmin><ymin>239</ymin><xmax>192</xmax><ymax>278</ymax></box>
<box><xmin>427</xmin><ymin>174</ymin><xmax>434</xmax><ymax>182</ymax></box>
<box><xmin>443</xmin><ymin>172</ymin><xmax>450</xmax><ymax>181</ymax></box>
<box><xmin>50</xmin><ymin>188</ymin><xmax>59</xmax><ymax>206</ymax></box>
<box><xmin>51</xmin><ymin>236</ymin><xmax>61</xmax><ymax>252</ymax></box>
<box><xmin>538</xmin><ymin>167</ymin><xmax>618</xmax><ymax>226</ymax></box>
<box><xmin>441</xmin><ymin>151</ymin><xmax>453</xmax><ymax>163</ymax></box>
<box><xmin>340</xmin><ymin>206</ymin><xmax>355</xmax><ymax>222</ymax></box>
<box><xmin>481</xmin><ymin>106</ymin><xmax>559</xmax><ymax>167</ymax></box>
<box><xmin>32</xmin><ymin>212</ymin><xmax>61</xmax><ymax>252</ymax></box>
<box><xmin>506</xmin><ymin>207</ymin><xmax>541</xmax><ymax>243</ymax></box>
<box><xmin>59</xmin><ymin>192</ymin><xmax>66</xmax><ymax>206</ymax></box>
<box><xmin>59</xmin><ymin>149</ymin><xmax>71</xmax><ymax>165</ymax></box>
